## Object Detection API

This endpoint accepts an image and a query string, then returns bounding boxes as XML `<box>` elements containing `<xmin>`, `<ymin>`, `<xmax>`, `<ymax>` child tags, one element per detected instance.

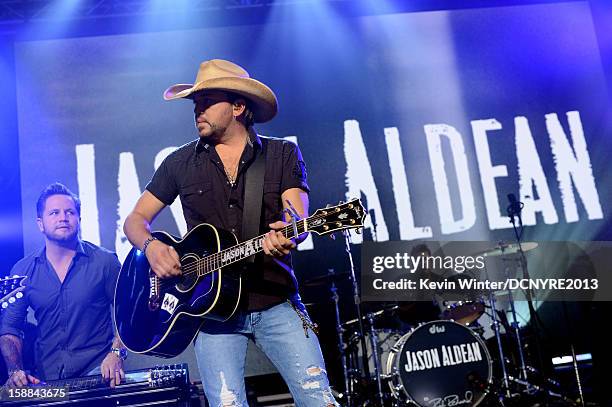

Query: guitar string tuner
<box><xmin>1</xmin><ymin>302</ymin><xmax>7</xmax><ymax>309</ymax></box>
<box><xmin>15</xmin><ymin>292</ymin><xmax>23</xmax><ymax>299</ymax></box>
<box><xmin>8</xmin><ymin>297</ymin><xmax>15</xmax><ymax>303</ymax></box>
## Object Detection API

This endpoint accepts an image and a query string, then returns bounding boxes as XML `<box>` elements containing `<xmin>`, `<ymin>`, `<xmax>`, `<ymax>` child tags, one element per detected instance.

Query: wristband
<box><xmin>110</xmin><ymin>347</ymin><xmax>128</xmax><ymax>360</ymax></box>
<box><xmin>142</xmin><ymin>236</ymin><xmax>157</xmax><ymax>254</ymax></box>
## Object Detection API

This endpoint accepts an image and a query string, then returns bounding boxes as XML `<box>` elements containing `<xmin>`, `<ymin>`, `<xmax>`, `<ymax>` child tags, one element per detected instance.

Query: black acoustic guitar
<box><xmin>114</xmin><ymin>199</ymin><xmax>366</xmax><ymax>357</ymax></box>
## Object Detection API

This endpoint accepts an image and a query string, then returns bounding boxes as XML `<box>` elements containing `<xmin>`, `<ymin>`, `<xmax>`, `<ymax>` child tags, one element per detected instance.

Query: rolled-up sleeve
<box><xmin>0</xmin><ymin>264</ymin><xmax>29</xmax><ymax>339</ymax></box>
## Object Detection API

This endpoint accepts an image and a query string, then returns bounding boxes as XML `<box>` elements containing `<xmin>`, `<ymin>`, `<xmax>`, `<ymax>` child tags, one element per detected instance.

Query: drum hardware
<box><xmin>486</xmin><ymin>271</ymin><xmax>513</xmax><ymax>398</ymax></box>
<box><xmin>504</xmin><ymin>272</ymin><xmax>529</xmax><ymax>382</ymax></box>
<box><xmin>385</xmin><ymin>320</ymin><xmax>493</xmax><ymax>407</ymax></box>
<box><xmin>341</xmin><ymin>223</ymin><xmax>393</xmax><ymax>407</ymax></box>
<box><xmin>506</xmin><ymin>197</ymin><xmax>548</xmax><ymax>386</ymax></box>
<box><xmin>562</xmin><ymin>301</ymin><xmax>586</xmax><ymax>407</ymax></box>
<box><xmin>366</xmin><ymin>312</ymin><xmax>386</xmax><ymax>405</ymax></box>
<box><xmin>328</xmin><ymin>270</ymin><xmax>352</xmax><ymax>407</ymax></box>
<box><xmin>478</xmin><ymin>237</ymin><xmax>578</xmax><ymax>405</ymax></box>
<box><xmin>475</xmin><ymin>240</ymin><xmax>543</xmax><ymax>402</ymax></box>
<box><xmin>342</xmin><ymin>305</ymin><xmax>399</xmax><ymax>327</ymax></box>
<box><xmin>506</xmin><ymin>375</ymin><xmax>579</xmax><ymax>406</ymax></box>
<box><xmin>441</xmin><ymin>300</ymin><xmax>486</xmax><ymax>326</ymax></box>
<box><xmin>326</xmin><ymin>208</ymin><xmax>578</xmax><ymax>406</ymax></box>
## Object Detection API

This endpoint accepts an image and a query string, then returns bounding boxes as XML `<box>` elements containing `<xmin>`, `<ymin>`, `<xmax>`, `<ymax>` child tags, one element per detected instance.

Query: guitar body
<box><xmin>114</xmin><ymin>223</ymin><xmax>242</xmax><ymax>358</ymax></box>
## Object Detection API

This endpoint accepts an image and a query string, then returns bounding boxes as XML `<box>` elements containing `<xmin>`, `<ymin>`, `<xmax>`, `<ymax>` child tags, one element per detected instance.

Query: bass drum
<box><xmin>386</xmin><ymin>320</ymin><xmax>492</xmax><ymax>406</ymax></box>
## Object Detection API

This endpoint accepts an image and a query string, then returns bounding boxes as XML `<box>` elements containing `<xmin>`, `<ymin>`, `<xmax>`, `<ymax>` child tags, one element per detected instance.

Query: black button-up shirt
<box><xmin>0</xmin><ymin>241</ymin><xmax>121</xmax><ymax>380</ymax></box>
<box><xmin>146</xmin><ymin>131</ymin><xmax>309</xmax><ymax>310</ymax></box>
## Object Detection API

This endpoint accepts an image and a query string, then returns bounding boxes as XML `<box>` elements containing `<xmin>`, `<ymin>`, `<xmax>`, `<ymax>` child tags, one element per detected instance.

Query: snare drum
<box><xmin>386</xmin><ymin>320</ymin><xmax>492</xmax><ymax>406</ymax></box>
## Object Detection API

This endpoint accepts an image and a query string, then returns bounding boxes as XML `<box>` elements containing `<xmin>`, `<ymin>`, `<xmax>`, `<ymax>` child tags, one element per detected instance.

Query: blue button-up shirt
<box><xmin>0</xmin><ymin>241</ymin><xmax>121</xmax><ymax>380</ymax></box>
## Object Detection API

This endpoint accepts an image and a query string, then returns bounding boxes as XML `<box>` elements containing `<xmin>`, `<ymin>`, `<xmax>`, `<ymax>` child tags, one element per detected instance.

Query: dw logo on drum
<box><xmin>429</xmin><ymin>324</ymin><xmax>446</xmax><ymax>334</ymax></box>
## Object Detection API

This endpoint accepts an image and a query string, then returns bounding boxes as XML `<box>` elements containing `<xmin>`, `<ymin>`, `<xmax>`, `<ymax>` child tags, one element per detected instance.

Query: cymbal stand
<box><xmin>503</xmin><ymin>258</ymin><xmax>529</xmax><ymax>381</ymax></box>
<box><xmin>329</xmin><ymin>274</ymin><xmax>352</xmax><ymax>407</ymax></box>
<box><xmin>484</xmin><ymin>262</ymin><xmax>512</xmax><ymax>399</ymax></box>
<box><xmin>366</xmin><ymin>312</ymin><xmax>385</xmax><ymax>406</ymax></box>
<box><xmin>507</xmin><ymin>202</ymin><xmax>546</xmax><ymax>377</ymax></box>
<box><xmin>562</xmin><ymin>301</ymin><xmax>586</xmax><ymax>407</ymax></box>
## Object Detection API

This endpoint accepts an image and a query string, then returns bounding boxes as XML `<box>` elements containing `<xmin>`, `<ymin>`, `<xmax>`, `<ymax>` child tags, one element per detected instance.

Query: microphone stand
<box><xmin>343</xmin><ymin>225</ymin><xmax>385</xmax><ymax>407</ymax></box>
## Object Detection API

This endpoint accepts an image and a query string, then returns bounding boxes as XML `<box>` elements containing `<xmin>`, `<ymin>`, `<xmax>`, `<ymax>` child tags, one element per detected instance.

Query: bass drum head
<box><xmin>386</xmin><ymin>320</ymin><xmax>492</xmax><ymax>407</ymax></box>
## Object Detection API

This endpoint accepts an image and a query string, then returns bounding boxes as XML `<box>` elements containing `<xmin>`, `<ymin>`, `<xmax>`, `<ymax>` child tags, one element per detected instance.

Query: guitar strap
<box><xmin>242</xmin><ymin>136</ymin><xmax>267</xmax><ymax>263</ymax></box>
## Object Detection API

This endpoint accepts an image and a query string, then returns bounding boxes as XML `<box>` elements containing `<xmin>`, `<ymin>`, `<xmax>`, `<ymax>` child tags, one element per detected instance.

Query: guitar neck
<box><xmin>197</xmin><ymin>218</ymin><xmax>308</xmax><ymax>274</ymax></box>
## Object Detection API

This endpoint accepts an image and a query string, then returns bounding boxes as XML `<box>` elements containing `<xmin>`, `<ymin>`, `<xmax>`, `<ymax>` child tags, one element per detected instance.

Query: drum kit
<box><xmin>304</xmin><ymin>239</ymin><xmax>582</xmax><ymax>407</ymax></box>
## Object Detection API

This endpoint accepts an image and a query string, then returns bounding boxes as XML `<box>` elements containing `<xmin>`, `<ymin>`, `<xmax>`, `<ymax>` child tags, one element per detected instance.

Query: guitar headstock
<box><xmin>307</xmin><ymin>199</ymin><xmax>366</xmax><ymax>236</ymax></box>
<box><xmin>149</xmin><ymin>363</ymin><xmax>189</xmax><ymax>388</ymax></box>
<box><xmin>1</xmin><ymin>275</ymin><xmax>27</xmax><ymax>309</ymax></box>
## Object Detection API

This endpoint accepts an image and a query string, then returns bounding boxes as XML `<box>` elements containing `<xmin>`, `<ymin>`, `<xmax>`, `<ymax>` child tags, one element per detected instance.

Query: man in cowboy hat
<box><xmin>123</xmin><ymin>59</ymin><xmax>338</xmax><ymax>406</ymax></box>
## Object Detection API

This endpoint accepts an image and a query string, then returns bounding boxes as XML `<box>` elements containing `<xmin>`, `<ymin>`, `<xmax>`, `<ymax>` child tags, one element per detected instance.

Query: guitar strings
<box><xmin>156</xmin><ymin>221</ymin><xmax>308</xmax><ymax>290</ymax></box>
<box><xmin>154</xmin><ymin>209</ymin><xmax>353</xmax><ymax>290</ymax></box>
<box><xmin>178</xmin><ymin>217</ymin><xmax>309</xmax><ymax>276</ymax></box>
<box><xmin>160</xmin><ymin>207</ymin><xmax>356</xmax><ymax>283</ymax></box>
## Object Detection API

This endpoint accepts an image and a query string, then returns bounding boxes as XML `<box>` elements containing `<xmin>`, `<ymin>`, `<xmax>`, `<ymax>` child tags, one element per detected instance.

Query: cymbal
<box><xmin>476</xmin><ymin>242</ymin><xmax>538</xmax><ymax>257</ymax></box>
<box><xmin>303</xmin><ymin>272</ymin><xmax>351</xmax><ymax>287</ymax></box>
<box><xmin>342</xmin><ymin>305</ymin><xmax>398</xmax><ymax>326</ymax></box>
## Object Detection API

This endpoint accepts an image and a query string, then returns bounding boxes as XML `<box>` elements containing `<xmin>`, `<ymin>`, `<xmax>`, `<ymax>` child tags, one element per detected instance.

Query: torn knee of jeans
<box><xmin>306</xmin><ymin>365</ymin><xmax>326</xmax><ymax>377</ymax></box>
<box><xmin>301</xmin><ymin>366</ymin><xmax>329</xmax><ymax>392</ymax></box>
<box><xmin>219</xmin><ymin>372</ymin><xmax>239</xmax><ymax>407</ymax></box>
<box><xmin>219</xmin><ymin>388</ymin><xmax>239</xmax><ymax>407</ymax></box>
<box><xmin>301</xmin><ymin>379</ymin><xmax>321</xmax><ymax>390</ymax></box>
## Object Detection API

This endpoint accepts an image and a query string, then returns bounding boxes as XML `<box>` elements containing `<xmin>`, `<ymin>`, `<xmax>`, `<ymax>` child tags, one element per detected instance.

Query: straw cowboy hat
<box><xmin>163</xmin><ymin>59</ymin><xmax>278</xmax><ymax>123</ymax></box>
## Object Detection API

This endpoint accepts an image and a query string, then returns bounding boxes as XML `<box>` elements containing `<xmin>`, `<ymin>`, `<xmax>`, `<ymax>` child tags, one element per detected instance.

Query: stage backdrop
<box><xmin>11</xmin><ymin>0</ymin><xmax>612</xmax><ymax>375</ymax></box>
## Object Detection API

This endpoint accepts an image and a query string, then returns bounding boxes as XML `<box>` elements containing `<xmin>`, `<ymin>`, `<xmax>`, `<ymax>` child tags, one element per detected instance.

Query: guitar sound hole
<box><xmin>177</xmin><ymin>257</ymin><xmax>199</xmax><ymax>292</ymax></box>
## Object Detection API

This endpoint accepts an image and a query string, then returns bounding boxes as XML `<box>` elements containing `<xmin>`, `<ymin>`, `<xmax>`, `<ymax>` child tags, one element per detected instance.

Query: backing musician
<box><xmin>0</xmin><ymin>183</ymin><xmax>126</xmax><ymax>387</ymax></box>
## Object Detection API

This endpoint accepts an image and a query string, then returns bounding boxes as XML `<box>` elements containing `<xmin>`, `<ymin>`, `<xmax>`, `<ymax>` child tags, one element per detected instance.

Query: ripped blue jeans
<box><xmin>194</xmin><ymin>301</ymin><xmax>338</xmax><ymax>406</ymax></box>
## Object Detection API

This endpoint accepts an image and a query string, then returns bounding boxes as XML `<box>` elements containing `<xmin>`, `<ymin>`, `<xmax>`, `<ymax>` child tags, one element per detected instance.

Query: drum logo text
<box><xmin>404</xmin><ymin>342</ymin><xmax>483</xmax><ymax>372</ymax></box>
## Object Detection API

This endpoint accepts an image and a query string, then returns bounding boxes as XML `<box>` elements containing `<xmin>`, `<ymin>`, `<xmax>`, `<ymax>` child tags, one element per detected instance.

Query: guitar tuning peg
<box><xmin>8</xmin><ymin>297</ymin><xmax>15</xmax><ymax>304</ymax></box>
<box><xmin>15</xmin><ymin>292</ymin><xmax>23</xmax><ymax>299</ymax></box>
<box><xmin>2</xmin><ymin>302</ymin><xmax>7</xmax><ymax>309</ymax></box>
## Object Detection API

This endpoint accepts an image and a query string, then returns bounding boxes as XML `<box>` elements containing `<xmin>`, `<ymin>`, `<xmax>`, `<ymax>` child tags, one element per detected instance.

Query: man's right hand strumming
<box><xmin>145</xmin><ymin>239</ymin><xmax>181</xmax><ymax>278</ymax></box>
<box><xmin>5</xmin><ymin>369</ymin><xmax>41</xmax><ymax>388</ymax></box>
